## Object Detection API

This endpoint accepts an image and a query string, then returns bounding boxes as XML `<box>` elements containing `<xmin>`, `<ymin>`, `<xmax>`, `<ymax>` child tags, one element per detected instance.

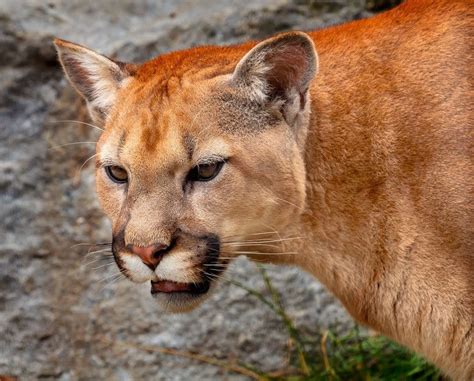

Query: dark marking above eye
<box><xmin>117</xmin><ymin>130</ymin><xmax>127</xmax><ymax>159</ymax></box>
<box><xmin>183</xmin><ymin>134</ymin><xmax>196</xmax><ymax>160</ymax></box>
<box><xmin>142</xmin><ymin>124</ymin><xmax>164</xmax><ymax>152</ymax></box>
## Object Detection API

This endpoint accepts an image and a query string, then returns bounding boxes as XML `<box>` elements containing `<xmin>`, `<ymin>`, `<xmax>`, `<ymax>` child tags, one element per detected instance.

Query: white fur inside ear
<box><xmin>231</xmin><ymin>32</ymin><xmax>318</xmax><ymax>109</ymax></box>
<box><xmin>232</xmin><ymin>49</ymin><xmax>272</xmax><ymax>103</ymax></box>
<box><xmin>55</xmin><ymin>40</ymin><xmax>130</xmax><ymax>121</ymax></box>
<box><xmin>81</xmin><ymin>54</ymin><xmax>120</xmax><ymax>111</ymax></box>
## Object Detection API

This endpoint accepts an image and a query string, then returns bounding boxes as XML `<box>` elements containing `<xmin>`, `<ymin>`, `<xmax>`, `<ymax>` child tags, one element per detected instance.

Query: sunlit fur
<box><xmin>55</xmin><ymin>1</ymin><xmax>473</xmax><ymax>379</ymax></box>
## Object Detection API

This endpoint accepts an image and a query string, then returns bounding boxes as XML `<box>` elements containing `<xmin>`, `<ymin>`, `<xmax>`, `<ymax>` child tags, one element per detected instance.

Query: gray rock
<box><xmin>0</xmin><ymin>1</ymin><xmax>397</xmax><ymax>380</ymax></box>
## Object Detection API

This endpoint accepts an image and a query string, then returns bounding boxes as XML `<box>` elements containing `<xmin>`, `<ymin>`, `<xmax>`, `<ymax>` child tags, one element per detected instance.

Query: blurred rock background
<box><xmin>0</xmin><ymin>1</ymin><xmax>400</xmax><ymax>380</ymax></box>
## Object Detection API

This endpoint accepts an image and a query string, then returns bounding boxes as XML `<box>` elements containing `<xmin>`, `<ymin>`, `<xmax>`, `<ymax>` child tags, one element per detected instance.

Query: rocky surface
<box><xmin>0</xmin><ymin>1</ymin><xmax>398</xmax><ymax>380</ymax></box>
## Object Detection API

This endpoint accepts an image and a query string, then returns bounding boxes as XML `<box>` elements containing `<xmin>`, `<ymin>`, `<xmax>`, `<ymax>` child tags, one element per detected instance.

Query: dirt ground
<box><xmin>0</xmin><ymin>1</ymin><xmax>398</xmax><ymax>380</ymax></box>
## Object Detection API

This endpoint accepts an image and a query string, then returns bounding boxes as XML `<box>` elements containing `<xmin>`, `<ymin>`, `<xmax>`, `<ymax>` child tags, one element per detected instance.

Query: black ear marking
<box><xmin>299</xmin><ymin>91</ymin><xmax>307</xmax><ymax>110</ymax></box>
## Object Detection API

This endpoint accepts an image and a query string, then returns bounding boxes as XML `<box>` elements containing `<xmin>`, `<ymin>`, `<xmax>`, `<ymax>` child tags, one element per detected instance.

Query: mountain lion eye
<box><xmin>105</xmin><ymin>165</ymin><xmax>128</xmax><ymax>183</ymax></box>
<box><xmin>189</xmin><ymin>161</ymin><xmax>224</xmax><ymax>182</ymax></box>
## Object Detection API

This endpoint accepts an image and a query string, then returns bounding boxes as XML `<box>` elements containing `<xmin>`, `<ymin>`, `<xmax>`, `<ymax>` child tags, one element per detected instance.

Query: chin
<box><xmin>150</xmin><ymin>280</ymin><xmax>217</xmax><ymax>313</ymax></box>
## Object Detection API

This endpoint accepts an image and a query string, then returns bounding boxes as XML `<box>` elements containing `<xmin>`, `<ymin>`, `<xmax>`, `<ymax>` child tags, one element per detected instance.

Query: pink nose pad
<box><xmin>130</xmin><ymin>243</ymin><xmax>168</xmax><ymax>270</ymax></box>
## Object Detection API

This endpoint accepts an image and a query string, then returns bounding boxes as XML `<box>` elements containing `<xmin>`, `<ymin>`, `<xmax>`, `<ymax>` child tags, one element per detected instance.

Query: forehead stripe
<box><xmin>117</xmin><ymin>130</ymin><xmax>127</xmax><ymax>159</ymax></box>
<box><xmin>183</xmin><ymin>134</ymin><xmax>196</xmax><ymax>160</ymax></box>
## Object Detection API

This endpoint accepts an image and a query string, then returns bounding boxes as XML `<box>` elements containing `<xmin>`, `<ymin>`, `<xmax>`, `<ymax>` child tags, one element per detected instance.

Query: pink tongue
<box><xmin>151</xmin><ymin>280</ymin><xmax>192</xmax><ymax>293</ymax></box>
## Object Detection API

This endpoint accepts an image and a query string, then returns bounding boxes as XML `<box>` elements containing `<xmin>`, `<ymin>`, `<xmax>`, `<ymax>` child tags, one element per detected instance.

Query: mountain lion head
<box><xmin>55</xmin><ymin>32</ymin><xmax>318</xmax><ymax>312</ymax></box>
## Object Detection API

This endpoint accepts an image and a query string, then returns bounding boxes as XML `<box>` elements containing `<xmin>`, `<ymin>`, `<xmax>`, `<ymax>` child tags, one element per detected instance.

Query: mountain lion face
<box><xmin>55</xmin><ymin>32</ymin><xmax>317</xmax><ymax>311</ymax></box>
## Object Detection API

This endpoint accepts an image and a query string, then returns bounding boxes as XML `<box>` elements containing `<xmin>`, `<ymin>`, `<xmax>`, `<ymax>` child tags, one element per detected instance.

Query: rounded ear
<box><xmin>53</xmin><ymin>38</ymin><xmax>135</xmax><ymax>124</ymax></box>
<box><xmin>231</xmin><ymin>31</ymin><xmax>318</xmax><ymax>109</ymax></box>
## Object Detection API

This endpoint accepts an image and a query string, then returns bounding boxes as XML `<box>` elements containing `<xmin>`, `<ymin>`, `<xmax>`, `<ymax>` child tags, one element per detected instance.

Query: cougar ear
<box><xmin>54</xmin><ymin>38</ymin><xmax>135</xmax><ymax>124</ymax></box>
<box><xmin>231</xmin><ymin>32</ymin><xmax>318</xmax><ymax>125</ymax></box>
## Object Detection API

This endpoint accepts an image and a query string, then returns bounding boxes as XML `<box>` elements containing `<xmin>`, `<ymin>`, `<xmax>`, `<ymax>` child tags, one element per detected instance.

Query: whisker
<box><xmin>218</xmin><ymin>251</ymin><xmax>297</xmax><ymax>260</ymax></box>
<box><xmin>222</xmin><ymin>231</ymin><xmax>280</xmax><ymax>239</ymax></box>
<box><xmin>83</xmin><ymin>248</ymin><xmax>113</xmax><ymax>260</ymax></box>
<box><xmin>202</xmin><ymin>263</ymin><xmax>229</xmax><ymax>268</ymax></box>
<box><xmin>91</xmin><ymin>262</ymin><xmax>118</xmax><ymax>271</ymax></box>
<box><xmin>82</xmin><ymin>253</ymin><xmax>113</xmax><ymax>262</ymax></box>
<box><xmin>75</xmin><ymin>153</ymin><xmax>99</xmax><ymax>181</ymax></box>
<box><xmin>221</xmin><ymin>243</ymin><xmax>281</xmax><ymax>249</ymax></box>
<box><xmin>48</xmin><ymin>141</ymin><xmax>97</xmax><ymax>151</ymax></box>
<box><xmin>98</xmin><ymin>270</ymin><xmax>124</xmax><ymax>284</ymax></box>
<box><xmin>70</xmin><ymin>242</ymin><xmax>111</xmax><ymax>249</ymax></box>
<box><xmin>106</xmin><ymin>275</ymin><xmax>125</xmax><ymax>287</ymax></box>
<box><xmin>82</xmin><ymin>256</ymin><xmax>114</xmax><ymax>268</ymax></box>
<box><xmin>99</xmin><ymin>273</ymin><xmax>126</xmax><ymax>293</ymax></box>
<box><xmin>230</xmin><ymin>251</ymin><xmax>297</xmax><ymax>256</ymax></box>
<box><xmin>217</xmin><ymin>256</ymin><xmax>267</xmax><ymax>263</ymax></box>
<box><xmin>200</xmin><ymin>269</ymin><xmax>234</xmax><ymax>284</ymax></box>
<box><xmin>256</xmin><ymin>184</ymin><xmax>309</xmax><ymax>215</ymax></box>
<box><xmin>49</xmin><ymin>119</ymin><xmax>105</xmax><ymax>132</ymax></box>
<box><xmin>222</xmin><ymin>237</ymin><xmax>303</xmax><ymax>245</ymax></box>
<box><xmin>220</xmin><ymin>249</ymin><xmax>298</xmax><ymax>255</ymax></box>
<box><xmin>84</xmin><ymin>247</ymin><xmax>113</xmax><ymax>255</ymax></box>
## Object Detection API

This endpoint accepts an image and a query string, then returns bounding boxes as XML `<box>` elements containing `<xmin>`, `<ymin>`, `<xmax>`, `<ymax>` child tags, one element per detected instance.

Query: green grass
<box><xmin>229</xmin><ymin>266</ymin><xmax>443</xmax><ymax>381</ymax></box>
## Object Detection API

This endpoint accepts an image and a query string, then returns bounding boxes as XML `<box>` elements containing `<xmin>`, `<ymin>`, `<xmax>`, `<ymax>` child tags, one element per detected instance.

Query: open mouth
<box><xmin>151</xmin><ymin>279</ymin><xmax>210</xmax><ymax>295</ymax></box>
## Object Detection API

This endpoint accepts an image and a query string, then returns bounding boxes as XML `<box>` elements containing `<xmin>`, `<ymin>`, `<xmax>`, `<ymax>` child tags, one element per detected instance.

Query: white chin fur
<box><xmin>120</xmin><ymin>253</ymin><xmax>158</xmax><ymax>283</ymax></box>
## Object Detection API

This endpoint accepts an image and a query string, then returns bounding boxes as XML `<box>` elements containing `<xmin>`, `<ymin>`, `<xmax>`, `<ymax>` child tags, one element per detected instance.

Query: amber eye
<box><xmin>105</xmin><ymin>165</ymin><xmax>128</xmax><ymax>184</ymax></box>
<box><xmin>188</xmin><ymin>161</ymin><xmax>224</xmax><ymax>182</ymax></box>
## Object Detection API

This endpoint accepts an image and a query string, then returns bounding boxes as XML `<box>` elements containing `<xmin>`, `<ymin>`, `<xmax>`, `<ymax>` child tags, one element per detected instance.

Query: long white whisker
<box><xmin>106</xmin><ymin>275</ymin><xmax>125</xmax><ymax>287</ymax></box>
<box><xmin>217</xmin><ymin>256</ymin><xmax>266</xmax><ymax>263</ymax></box>
<box><xmin>91</xmin><ymin>262</ymin><xmax>118</xmax><ymax>271</ymax></box>
<box><xmin>222</xmin><ymin>243</ymin><xmax>281</xmax><ymax>249</ymax></box>
<box><xmin>70</xmin><ymin>242</ymin><xmax>111</xmax><ymax>249</ymax></box>
<box><xmin>83</xmin><ymin>253</ymin><xmax>113</xmax><ymax>262</ymax></box>
<box><xmin>218</xmin><ymin>250</ymin><xmax>297</xmax><ymax>257</ymax></box>
<box><xmin>83</xmin><ymin>248</ymin><xmax>113</xmax><ymax>260</ymax></box>
<box><xmin>98</xmin><ymin>271</ymin><xmax>124</xmax><ymax>283</ymax></box>
<box><xmin>222</xmin><ymin>231</ymin><xmax>280</xmax><ymax>239</ymax></box>
<box><xmin>48</xmin><ymin>141</ymin><xmax>97</xmax><ymax>150</ymax></box>
<box><xmin>232</xmin><ymin>251</ymin><xmax>297</xmax><ymax>255</ymax></box>
<box><xmin>200</xmin><ymin>269</ymin><xmax>234</xmax><ymax>284</ymax></box>
<box><xmin>202</xmin><ymin>263</ymin><xmax>229</xmax><ymax>268</ymax></box>
<box><xmin>49</xmin><ymin>120</ymin><xmax>104</xmax><ymax>132</ymax></box>
<box><xmin>222</xmin><ymin>237</ymin><xmax>303</xmax><ymax>245</ymax></box>
<box><xmin>84</xmin><ymin>248</ymin><xmax>112</xmax><ymax>255</ymax></box>
<box><xmin>258</xmin><ymin>220</ymin><xmax>293</xmax><ymax>255</ymax></box>
<box><xmin>82</xmin><ymin>256</ymin><xmax>115</xmax><ymax>268</ymax></box>
<box><xmin>99</xmin><ymin>272</ymin><xmax>127</xmax><ymax>292</ymax></box>
<box><xmin>75</xmin><ymin>153</ymin><xmax>99</xmax><ymax>181</ymax></box>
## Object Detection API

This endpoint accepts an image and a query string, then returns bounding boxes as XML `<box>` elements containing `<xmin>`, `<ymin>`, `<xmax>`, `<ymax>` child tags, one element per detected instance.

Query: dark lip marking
<box><xmin>150</xmin><ymin>279</ymin><xmax>210</xmax><ymax>295</ymax></box>
<box><xmin>111</xmin><ymin>197</ymin><xmax>133</xmax><ymax>272</ymax></box>
<box><xmin>112</xmin><ymin>228</ymin><xmax>126</xmax><ymax>271</ymax></box>
<box><xmin>202</xmin><ymin>234</ymin><xmax>223</xmax><ymax>282</ymax></box>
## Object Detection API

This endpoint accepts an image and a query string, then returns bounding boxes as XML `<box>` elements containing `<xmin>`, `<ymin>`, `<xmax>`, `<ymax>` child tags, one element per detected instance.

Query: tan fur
<box><xmin>55</xmin><ymin>1</ymin><xmax>473</xmax><ymax>379</ymax></box>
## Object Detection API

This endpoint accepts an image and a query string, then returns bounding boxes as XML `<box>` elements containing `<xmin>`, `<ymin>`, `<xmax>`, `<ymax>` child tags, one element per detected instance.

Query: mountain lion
<box><xmin>54</xmin><ymin>0</ymin><xmax>473</xmax><ymax>378</ymax></box>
